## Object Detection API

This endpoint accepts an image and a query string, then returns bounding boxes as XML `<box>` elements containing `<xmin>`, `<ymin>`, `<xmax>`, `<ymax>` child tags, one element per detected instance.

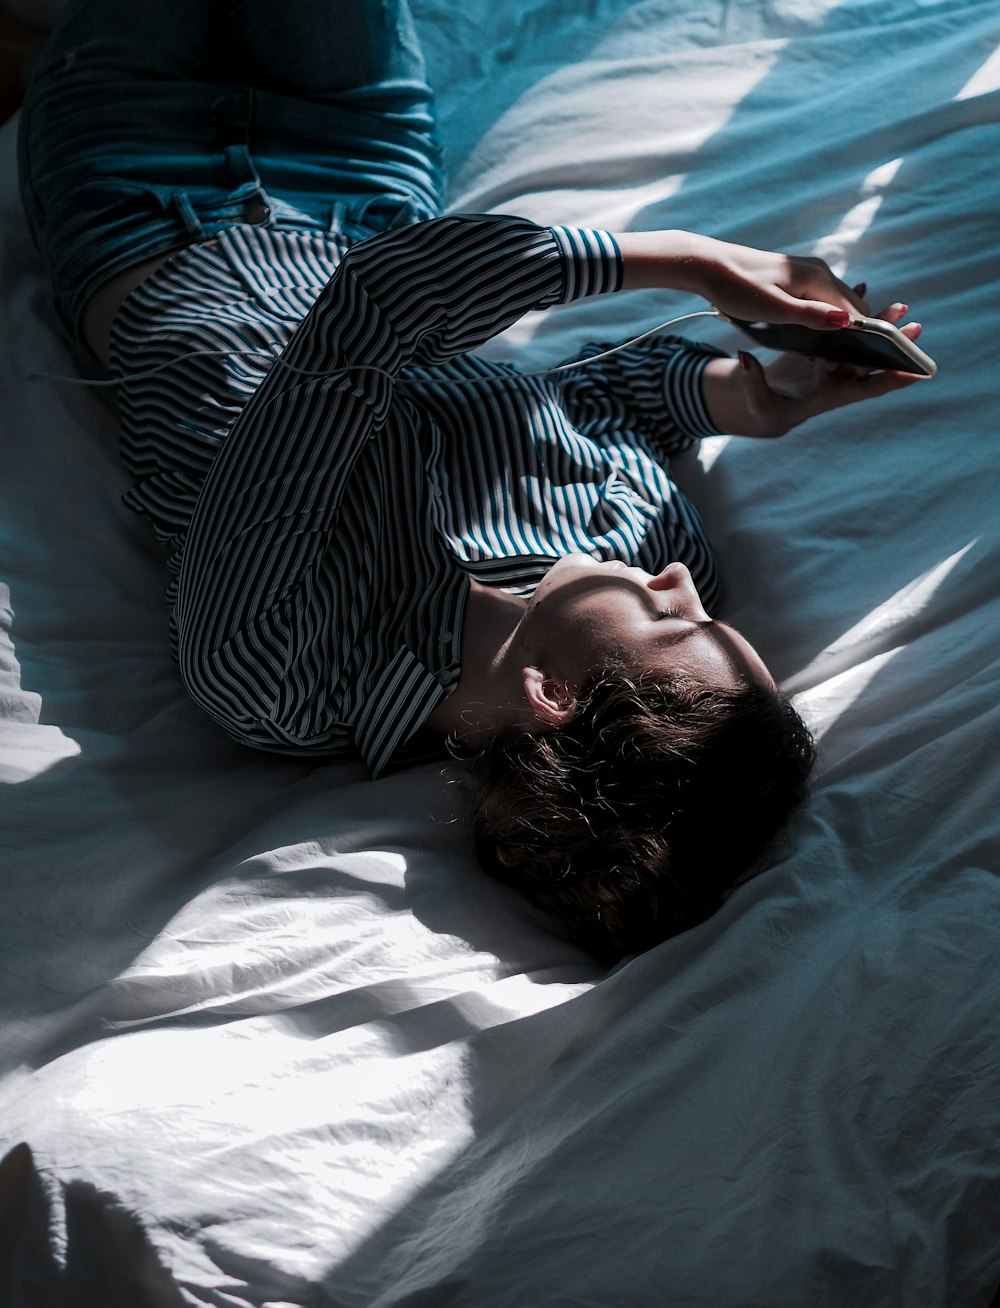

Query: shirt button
<box><xmin>245</xmin><ymin>200</ymin><xmax>271</xmax><ymax>225</ymax></box>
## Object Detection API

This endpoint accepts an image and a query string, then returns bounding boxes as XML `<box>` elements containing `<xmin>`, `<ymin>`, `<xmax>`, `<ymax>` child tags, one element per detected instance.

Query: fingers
<box><xmin>807</xmin><ymin>358</ymin><xmax>926</xmax><ymax>419</ymax></box>
<box><xmin>712</xmin><ymin>342</ymin><xmax>923</xmax><ymax>440</ymax></box>
<box><xmin>877</xmin><ymin>301</ymin><xmax>908</xmax><ymax>324</ymax></box>
<box><xmin>833</xmin><ymin>368</ymin><xmax>923</xmax><ymax>404</ymax></box>
<box><xmin>766</xmin><ymin>290</ymin><xmax>856</xmax><ymax>331</ymax></box>
<box><xmin>698</xmin><ymin>235</ymin><xmax>917</xmax><ymax>343</ymax></box>
<box><xmin>770</xmin><ymin>261</ymin><xmax>869</xmax><ymax>330</ymax></box>
<box><xmin>838</xmin><ymin>277</ymin><xmax>869</xmax><ymax>317</ymax></box>
<box><xmin>779</xmin><ymin>266</ymin><xmax>925</xmax><ymax>332</ymax></box>
<box><xmin>874</xmin><ymin>300</ymin><xmax>923</xmax><ymax>341</ymax></box>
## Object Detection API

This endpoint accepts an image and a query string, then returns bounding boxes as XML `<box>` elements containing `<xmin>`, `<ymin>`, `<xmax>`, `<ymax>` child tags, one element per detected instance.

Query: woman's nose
<box><xmin>648</xmin><ymin>562</ymin><xmax>711</xmax><ymax>620</ymax></box>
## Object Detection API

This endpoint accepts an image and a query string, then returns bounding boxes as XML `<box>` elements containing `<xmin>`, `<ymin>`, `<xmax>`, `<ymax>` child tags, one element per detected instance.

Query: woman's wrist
<box><xmin>615</xmin><ymin>229</ymin><xmax>713</xmax><ymax>295</ymax></box>
<box><xmin>700</xmin><ymin>356</ymin><xmax>747</xmax><ymax>435</ymax></box>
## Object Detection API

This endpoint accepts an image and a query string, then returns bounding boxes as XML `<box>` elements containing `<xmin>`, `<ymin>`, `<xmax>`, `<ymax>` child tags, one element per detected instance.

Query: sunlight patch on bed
<box><xmin>56</xmin><ymin>1018</ymin><xmax>478</xmax><ymax>1269</ymax></box>
<box><xmin>470</xmin><ymin>36</ymin><xmax>799</xmax><ymax>364</ymax></box>
<box><xmin>451</xmin><ymin>27</ymin><xmax>795</xmax><ymax>222</ymax></box>
<box><xmin>955</xmin><ymin>43</ymin><xmax>1000</xmax><ymax>99</ymax></box>
<box><xmin>783</xmin><ymin>542</ymin><xmax>979</xmax><ymax>727</ymax></box>
<box><xmin>697</xmin><ymin>433</ymin><xmax>733</xmax><ymax>472</ymax></box>
<box><xmin>813</xmin><ymin>157</ymin><xmax>904</xmax><ymax>276</ymax></box>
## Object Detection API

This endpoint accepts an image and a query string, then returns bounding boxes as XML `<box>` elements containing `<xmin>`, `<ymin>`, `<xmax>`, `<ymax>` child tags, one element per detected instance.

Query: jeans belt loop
<box><xmin>172</xmin><ymin>191</ymin><xmax>204</xmax><ymax>240</ymax></box>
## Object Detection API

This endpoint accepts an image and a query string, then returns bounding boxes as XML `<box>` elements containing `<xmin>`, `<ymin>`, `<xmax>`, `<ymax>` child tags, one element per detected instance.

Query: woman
<box><xmin>18</xmin><ymin>0</ymin><xmax>922</xmax><ymax>959</ymax></box>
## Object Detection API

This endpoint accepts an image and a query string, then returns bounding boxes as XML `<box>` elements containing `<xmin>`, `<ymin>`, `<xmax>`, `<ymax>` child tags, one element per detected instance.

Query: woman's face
<box><xmin>522</xmin><ymin>555</ymin><xmax>774</xmax><ymax>691</ymax></box>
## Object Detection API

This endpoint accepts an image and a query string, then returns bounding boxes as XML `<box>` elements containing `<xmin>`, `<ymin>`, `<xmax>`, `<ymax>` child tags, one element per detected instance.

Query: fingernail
<box><xmin>826</xmin><ymin>310</ymin><xmax>851</xmax><ymax>327</ymax></box>
<box><xmin>738</xmin><ymin>351</ymin><xmax>752</xmax><ymax>370</ymax></box>
<box><xmin>853</xmin><ymin>282</ymin><xmax>867</xmax><ymax>297</ymax></box>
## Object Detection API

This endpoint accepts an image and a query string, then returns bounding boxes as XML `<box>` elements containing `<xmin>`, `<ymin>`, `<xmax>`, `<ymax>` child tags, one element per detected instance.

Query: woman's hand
<box><xmin>616</xmin><ymin>228</ymin><xmax>867</xmax><ymax>328</ymax></box>
<box><xmin>701</xmin><ymin>301</ymin><xmax>926</xmax><ymax>439</ymax></box>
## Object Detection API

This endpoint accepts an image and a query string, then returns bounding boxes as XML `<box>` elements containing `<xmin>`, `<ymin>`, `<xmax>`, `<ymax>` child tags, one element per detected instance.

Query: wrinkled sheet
<box><xmin>1</xmin><ymin>0</ymin><xmax>998</xmax><ymax>1303</ymax></box>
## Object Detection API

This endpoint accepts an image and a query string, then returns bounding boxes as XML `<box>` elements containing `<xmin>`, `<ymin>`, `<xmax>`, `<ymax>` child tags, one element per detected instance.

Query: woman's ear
<box><xmin>521</xmin><ymin>666</ymin><xmax>578</xmax><ymax>727</ymax></box>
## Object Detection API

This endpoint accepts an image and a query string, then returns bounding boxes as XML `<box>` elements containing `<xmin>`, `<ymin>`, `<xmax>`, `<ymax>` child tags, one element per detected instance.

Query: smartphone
<box><xmin>726</xmin><ymin>314</ymin><xmax>937</xmax><ymax>376</ymax></box>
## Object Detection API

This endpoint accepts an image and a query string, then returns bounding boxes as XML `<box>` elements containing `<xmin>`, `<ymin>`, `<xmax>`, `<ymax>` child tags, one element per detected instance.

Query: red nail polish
<box><xmin>738</xmin><ymin>351</ymin><xmax>752</xmax><ymax>370</ymax></box>
<box><xmin>826</xmin><ymin>310</ymin><xmax>851</xmax><ymax>328</ymax></box>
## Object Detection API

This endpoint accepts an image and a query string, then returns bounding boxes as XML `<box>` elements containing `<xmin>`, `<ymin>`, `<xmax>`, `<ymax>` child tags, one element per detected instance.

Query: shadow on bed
<box><xmin>0</xmin><ymin>1142</ymin><xmax>186</xmax><ymax>1308</ymax></box>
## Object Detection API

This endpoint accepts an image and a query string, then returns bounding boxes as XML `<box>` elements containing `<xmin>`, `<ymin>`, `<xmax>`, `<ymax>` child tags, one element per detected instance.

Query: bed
<box><xmin>1</xmin><ymin>0</ymin><xmax>998</xmax><ymax>1303</ymax></box>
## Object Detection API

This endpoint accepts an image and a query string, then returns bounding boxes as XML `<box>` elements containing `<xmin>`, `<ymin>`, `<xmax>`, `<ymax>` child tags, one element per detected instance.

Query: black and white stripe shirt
<box><xmin>112</xmin><ymin>213</ymin><xmax>724</xmax><ymax>775</ymax></box>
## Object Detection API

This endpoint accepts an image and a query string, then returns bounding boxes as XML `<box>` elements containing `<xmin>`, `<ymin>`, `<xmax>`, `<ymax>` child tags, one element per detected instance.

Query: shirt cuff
<box><xmin>663</xmin><ymin>345</ymin><xmax>725</xmax><ymax>441</ymax></box>
<box><xmin>547</xmin><ymin>226</ymin><xmax>624</xmax><ymax>303</ymax></box>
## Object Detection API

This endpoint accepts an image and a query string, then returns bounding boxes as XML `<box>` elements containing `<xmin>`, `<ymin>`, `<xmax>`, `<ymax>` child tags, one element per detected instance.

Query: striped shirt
<box><xmin>112</xmin><ymin>213</ymin><xmax>724</xmax><ymax>776</ymax></box>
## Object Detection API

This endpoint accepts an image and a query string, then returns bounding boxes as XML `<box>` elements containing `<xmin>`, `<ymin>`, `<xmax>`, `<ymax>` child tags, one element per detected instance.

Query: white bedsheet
<box><xmin>1</xmin><ymin>1</ymin><xmax>998</xmax><ymax>1303</ymax></box>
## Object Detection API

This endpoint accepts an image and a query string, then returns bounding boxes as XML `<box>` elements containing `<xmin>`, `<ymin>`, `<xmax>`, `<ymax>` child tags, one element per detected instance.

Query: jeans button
<box><xmin>246</xmin><ymin>200</ymin><xmax>271</xmax><ymax>225</ymax></box>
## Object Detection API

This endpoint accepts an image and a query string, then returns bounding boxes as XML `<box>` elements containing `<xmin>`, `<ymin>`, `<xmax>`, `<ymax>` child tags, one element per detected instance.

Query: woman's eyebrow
<box><xmin>654</xmin><ymin>622</ymin><xmax>702</xmax><ymax>649</ymax></box>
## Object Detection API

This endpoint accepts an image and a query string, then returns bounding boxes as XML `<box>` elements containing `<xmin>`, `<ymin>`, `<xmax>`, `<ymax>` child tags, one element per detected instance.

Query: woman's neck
<box><xmin>424</xmin><ymin>577</ymin><xmax>528</xmax><ymax>744</ymax></box>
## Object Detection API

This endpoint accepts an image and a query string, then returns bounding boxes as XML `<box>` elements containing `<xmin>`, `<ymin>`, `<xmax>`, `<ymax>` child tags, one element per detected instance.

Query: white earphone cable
<box><xmin>26</xmin><ymin>308</ymin><xmax>722</xmax><ymax>390</ymax></box>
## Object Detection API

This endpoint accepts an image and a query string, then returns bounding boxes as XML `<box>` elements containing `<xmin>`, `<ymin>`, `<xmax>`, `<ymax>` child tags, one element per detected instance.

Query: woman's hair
<box><xmin>466</xmin><ymin>669</ymin><xmax>816</xmax><ymax>962</ymax></box>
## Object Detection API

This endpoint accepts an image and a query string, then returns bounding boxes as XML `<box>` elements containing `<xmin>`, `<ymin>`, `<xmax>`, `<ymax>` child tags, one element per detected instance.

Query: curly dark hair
<box><xmin>465</xmin><ymin>669</ymin><xmax>816</xmax><ymax>962</ymax></box>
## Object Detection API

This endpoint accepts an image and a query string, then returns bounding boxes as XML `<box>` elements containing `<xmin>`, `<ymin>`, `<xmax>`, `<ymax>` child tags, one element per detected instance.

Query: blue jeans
<box><xmin>18</xmin><ymin>0</ymin><xmax>444</xmax><ymax>342</ymax></box>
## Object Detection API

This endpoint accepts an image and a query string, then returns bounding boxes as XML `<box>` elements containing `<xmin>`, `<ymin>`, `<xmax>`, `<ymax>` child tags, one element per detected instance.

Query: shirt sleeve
<box><xmin>174</xmin><ymin>214</ymin><xmax>624</xmax><ymax>757</ymax></box>
<box><xmin>559</xmin><ymin>335</ymin><xmax>727</xmax><ymax>457</ymax></box>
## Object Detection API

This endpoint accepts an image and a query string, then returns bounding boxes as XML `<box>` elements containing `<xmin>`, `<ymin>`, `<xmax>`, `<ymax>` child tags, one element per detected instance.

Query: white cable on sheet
<box><xmin>26</xmin><ymin>309</ymin><xmax>723</xmax><ymax>390</ymax></box>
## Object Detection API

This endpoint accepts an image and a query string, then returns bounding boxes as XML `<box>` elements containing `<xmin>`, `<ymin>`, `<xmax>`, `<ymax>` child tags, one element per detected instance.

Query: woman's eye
<box><xmin>656</xmin><ymin>607</ymin><xmax>685</xmax><ymax>621</ymax></box>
